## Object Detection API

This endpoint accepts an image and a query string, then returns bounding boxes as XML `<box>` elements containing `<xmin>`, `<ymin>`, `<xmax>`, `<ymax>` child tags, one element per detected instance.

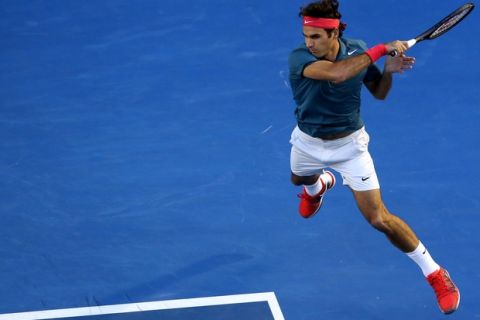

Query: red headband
<box><xmin>303</xmin><ymin>16</ymin><xmax>340</xmax><ymax>29</ymax></box>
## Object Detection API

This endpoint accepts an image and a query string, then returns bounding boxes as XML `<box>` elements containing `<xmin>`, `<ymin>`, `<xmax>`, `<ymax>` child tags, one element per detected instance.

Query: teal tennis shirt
<box><xmin>288</xmin><ymin>37</ymin><xmax>382</xmax><ymax>137</ymax></box>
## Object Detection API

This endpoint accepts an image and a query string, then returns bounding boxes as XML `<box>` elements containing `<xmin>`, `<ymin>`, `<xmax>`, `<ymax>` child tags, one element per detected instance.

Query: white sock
<box><xmin>304</xmin><ymin>177</ymin><xmax>322</xmax><ymax>195</ymax></box>
<box><xmin>406</xmin><ymin>241</ymin><xmax>440</xmax><ymax>277</ymax></box>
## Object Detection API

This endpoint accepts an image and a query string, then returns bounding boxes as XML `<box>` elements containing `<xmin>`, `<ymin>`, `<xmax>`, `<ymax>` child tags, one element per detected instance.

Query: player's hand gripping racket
<box><xmin>390</xmin><ymin>2</ymin><xmax>475</xmax><ymax>56</ymax></box>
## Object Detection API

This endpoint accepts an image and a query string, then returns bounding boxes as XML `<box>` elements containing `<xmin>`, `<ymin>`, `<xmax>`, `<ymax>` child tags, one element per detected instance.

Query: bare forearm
<box><xmin>304</xmin><ymin>54</ymin><xmax>373</xmax><ymax>83</ymax></box>
<box><xmin>372</xmin><ymin>71</ymin><xmax>393</xmax><ymax>100</ymax></box>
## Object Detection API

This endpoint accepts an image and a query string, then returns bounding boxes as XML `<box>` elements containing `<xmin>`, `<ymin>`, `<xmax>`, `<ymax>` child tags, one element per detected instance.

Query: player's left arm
<box><xmin>364</xmin><ymin>55</ymin><xmax>415</xmax><ymax>100</ymax></box>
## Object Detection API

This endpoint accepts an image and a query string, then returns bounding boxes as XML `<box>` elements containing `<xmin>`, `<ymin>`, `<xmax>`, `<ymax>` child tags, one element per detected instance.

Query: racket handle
<box><xmin>389</xmin><ymin>39</ymin><xmax>417</xmax><ymax>57</ymax></box>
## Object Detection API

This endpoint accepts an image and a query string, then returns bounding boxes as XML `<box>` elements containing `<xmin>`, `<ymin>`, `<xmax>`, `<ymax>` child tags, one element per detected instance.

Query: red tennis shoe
<box><xmin>426</xmin><ymin>268</ymin><xmax>460</xmax><ymax>314</ymax></box>
<box><xmin>297</xmin><ymin>171</ymin><xmax>335</xmax><ymax>218</ymax></box>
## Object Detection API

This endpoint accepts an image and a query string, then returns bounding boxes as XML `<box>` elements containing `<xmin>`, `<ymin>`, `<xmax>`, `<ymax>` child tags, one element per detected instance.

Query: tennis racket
<box><xmin>390</xmin><ymin>2</ymin><xmax>475</xmax><ymax>56</ymax></box>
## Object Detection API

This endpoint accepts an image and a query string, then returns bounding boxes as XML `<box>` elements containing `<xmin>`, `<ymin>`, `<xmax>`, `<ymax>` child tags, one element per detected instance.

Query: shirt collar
<box><xmin>337</xmin><ymin>38</ymin><xmax>347</xmax><ymax>59</ymax></box>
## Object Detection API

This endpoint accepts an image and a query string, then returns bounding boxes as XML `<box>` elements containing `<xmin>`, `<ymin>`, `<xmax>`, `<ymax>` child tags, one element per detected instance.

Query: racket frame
<box><xmin>389</xmin><ymin>3</ymin><xmax>474</xmax><ymax>56</ymax></box>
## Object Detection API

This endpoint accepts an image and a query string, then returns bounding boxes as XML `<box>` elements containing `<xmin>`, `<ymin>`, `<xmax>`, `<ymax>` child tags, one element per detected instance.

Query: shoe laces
<box><xmin>430</xmin><ymin>271</ymin><xmax>457</xmax><ymax>298</ymax></box>
<box><xmin>297</xmin><ymin>191</ymin><xmax>320</xmax><ymax>201</ymax></box>
<box><xmin>297</xmin><ymin>192</ymin><xmax>308</xmax><ymax>199</ymax></box>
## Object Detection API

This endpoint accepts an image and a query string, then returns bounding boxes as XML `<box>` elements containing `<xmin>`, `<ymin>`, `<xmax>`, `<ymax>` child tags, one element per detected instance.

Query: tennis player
<box><xmin>288</xmin><ymin>0</ymin><xmax>460</xmax><ymax>314</ymax></box>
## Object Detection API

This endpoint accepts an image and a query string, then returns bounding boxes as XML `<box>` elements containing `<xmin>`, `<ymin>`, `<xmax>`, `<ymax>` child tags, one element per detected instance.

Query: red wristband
<box><xmin>365</xmin><ymin>44</ymin><xmax>387</xmax><ymax>63</ymax></box>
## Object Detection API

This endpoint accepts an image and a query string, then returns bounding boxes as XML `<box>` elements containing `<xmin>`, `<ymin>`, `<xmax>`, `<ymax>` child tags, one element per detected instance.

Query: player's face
<box><xmin>303</xmin><ymin>27</ymin><xmax>336</xmax><ymax>58</ymax></box>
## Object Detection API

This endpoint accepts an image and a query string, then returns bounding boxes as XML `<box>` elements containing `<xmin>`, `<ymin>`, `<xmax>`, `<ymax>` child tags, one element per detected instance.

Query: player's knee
<box><xmin>365</xmin><ymin>208</ymin><xmax>392</xmax><ymax>232</ymax></box>
<box><xmin>369</xmin><ymin>215</ymin><xmax>388</xmax><ymax>232</ymax></box>
<box><xmin>290</xmin><ymin>173</ymin><xmax>317</xmax><ymax>186</ymax></box>
<box><xmin>290</xmin><ymin>174</ymin><xmax>302</xmax><ymax>186</ymax></box>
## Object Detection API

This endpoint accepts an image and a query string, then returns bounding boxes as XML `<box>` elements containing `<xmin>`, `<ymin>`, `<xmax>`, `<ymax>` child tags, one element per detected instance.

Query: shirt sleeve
<box><xmin>288</xmin><ymin>46</ymin><xmax>317</xmax><ymax>79</ymax></box>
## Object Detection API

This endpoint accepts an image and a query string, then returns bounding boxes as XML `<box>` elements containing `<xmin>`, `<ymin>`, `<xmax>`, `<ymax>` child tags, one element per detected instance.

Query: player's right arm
<box><xmin>303</xmin><ymin>55</ymin><xmax>372</xmax><ymax>84</ymax></box>
<box><xmin>303</xmin><ymin>41</ymin><xmax>408</xmax><ymax>84</ymax></box>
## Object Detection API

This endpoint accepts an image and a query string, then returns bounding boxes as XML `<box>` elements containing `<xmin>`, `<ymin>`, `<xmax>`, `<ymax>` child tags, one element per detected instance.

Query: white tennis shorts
<box><xmin>290</xmin><ymin>126</ymin><xmax>380</xmax><ymax>191</ymax></box>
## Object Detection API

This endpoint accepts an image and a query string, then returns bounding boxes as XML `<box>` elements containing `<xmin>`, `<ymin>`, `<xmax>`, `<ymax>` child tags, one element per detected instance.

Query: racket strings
<box><xmin>430</xmin><ymin>7</ymin><xmax>473</xmax><ymax>38</ymax></box>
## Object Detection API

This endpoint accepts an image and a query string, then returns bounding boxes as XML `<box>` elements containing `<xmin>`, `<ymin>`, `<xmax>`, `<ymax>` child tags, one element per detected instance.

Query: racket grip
<box><xmin>389</xmin><ymin>39</ymin><xmax>417</xmax><ymax>57</ymax></box>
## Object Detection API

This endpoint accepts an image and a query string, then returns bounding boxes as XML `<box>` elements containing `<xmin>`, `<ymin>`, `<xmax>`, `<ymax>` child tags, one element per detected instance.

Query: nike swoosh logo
<box><xmin>304</xmin><ymin>20</ymin><xmax>315</xmax><ymax>24</ymax></box>
<box><xmin>361</xmin><ymin>177</ymin><xmax>370</xmax><ymax>181</ymax></box>
<box><xmin>347</xmin><ymin>49</ymin><xmax>358</xmax><ymax>55</ymax></box>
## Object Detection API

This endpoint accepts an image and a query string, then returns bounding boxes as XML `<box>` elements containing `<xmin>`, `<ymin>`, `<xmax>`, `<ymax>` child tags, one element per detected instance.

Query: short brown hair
<box><xmin>299</xmin><ymin>0</ymin><xmax>345</xmax><ymax>37</ymax></box>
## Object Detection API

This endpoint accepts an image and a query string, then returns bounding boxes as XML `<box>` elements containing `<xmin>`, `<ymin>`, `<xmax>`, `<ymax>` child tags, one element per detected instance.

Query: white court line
<box><xmin>0</xmin><ymin>292</ymin><xmax>285</xmax><ymax>320</ymax></box>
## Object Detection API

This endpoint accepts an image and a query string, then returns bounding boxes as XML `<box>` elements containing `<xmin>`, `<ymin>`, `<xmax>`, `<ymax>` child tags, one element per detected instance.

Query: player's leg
<box><xmin>351</xmin><ymin>188</ymin><xmax>460</xmax><ymax>314</ymax></box>
<box><xmin>332</xmin><ymin>127</ymin><xmax>422</xmax><ymax>252</ymax></box>
<box><xmin>352</xmin><ymin>188</ymin><xmax>418</xmax><ymax>252</ymax></box>
<box><xmin>289</xmin><ymin>126</ymin><xmax>336</xmax><ymax>218</ymax></box>
<box><xmin>290</xmin><ymin>172</ymin><xmax>319</xmax><ymax>186</ymax></box>
<box><xmin>334</xmin><ymin>127</ymin><xmax>460</xmax><ymax>314</ymax></box>
<box><xmin>290</xmin><ymin>147</ymin><xmax>335</xmax><ymax>218</ymax></box>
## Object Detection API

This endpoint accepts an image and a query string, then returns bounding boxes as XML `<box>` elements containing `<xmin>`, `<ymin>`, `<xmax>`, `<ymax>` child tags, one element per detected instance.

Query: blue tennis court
<box><xmin>1</xmin><ymin>1</ymin><xmax>479</xmax><ymax>319</ymax></box>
